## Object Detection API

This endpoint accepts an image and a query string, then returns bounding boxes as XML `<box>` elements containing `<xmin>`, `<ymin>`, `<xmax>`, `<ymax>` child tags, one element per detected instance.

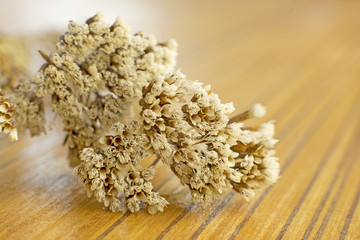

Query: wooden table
<box><xmin>1</xmin><ymin>1</ymin><xmax>359</xmax><ymax>239</ymax></box>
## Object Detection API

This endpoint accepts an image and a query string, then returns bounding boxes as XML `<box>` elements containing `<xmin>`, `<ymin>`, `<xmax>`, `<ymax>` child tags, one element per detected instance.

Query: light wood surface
<box><xmin>1</xmin><ymin>1</ymin><xmax>360</xmax><ymax>239</ymax></box>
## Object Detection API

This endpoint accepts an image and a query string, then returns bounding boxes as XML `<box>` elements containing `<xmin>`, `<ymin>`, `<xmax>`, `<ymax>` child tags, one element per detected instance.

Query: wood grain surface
<box><xmin>1</xmin><ymin>1</ymin><xmax>360</xmax><ymax>239</ymax></box>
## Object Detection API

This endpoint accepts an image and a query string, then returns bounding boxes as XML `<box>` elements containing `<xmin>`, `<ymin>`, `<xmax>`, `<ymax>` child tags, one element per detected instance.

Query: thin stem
<box><xmin>229</xmin><ymin>110</ymin><xmax>249</xmax><ymax>124</ymax></box>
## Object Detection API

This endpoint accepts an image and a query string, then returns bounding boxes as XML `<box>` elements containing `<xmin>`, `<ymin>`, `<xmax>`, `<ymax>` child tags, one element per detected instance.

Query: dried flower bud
<box><xmin>249</xmin><ymin>103</ymin><xmax>266</xmax><ymax>118</ymax></box>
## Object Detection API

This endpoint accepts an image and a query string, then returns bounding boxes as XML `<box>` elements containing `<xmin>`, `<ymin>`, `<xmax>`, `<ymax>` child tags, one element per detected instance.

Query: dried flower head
<box><xmin>140</xmin><ymin>71</ymin><xmax>279</xmax><ymax>204</ymax></box>
<box><xmin>0</xmin><ymin>89</ymin><xmax>18</xmax><ymax>142</ymax></box>
<box><xmin>34</xmin><ymin>13</ymin><xmax>177</xmax><ymax>166</ymax></box>
<box><xmin>74</xmin><ymin>121</ymin><xmax>168</xmax><ymax>214</ymax></box>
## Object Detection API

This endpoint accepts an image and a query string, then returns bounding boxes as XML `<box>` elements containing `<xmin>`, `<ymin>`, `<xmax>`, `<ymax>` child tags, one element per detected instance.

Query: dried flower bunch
<box><xmin>1</xmin><ymin>14</ymin><xmax>279</xmax><ymax>214</ymax></box>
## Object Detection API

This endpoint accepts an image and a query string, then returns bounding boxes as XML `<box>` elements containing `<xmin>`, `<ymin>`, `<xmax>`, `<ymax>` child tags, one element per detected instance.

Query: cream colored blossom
<box><xmin>249</xmin><ymin>103</ymin><xmax>266</xmax><ymax>118</ymax></box>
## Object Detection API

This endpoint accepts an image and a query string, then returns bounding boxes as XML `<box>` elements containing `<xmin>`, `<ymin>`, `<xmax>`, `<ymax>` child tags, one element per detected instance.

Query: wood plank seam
<box><xmin>314</xmin><ymin>132</ymin><xmax>360</xmax><ymax>239</ymax></box>
<box><xmin>96</xmin><ymin>173</ymin><xmax>175</xmax><ymax>240</ymax></box>
<box><xmin>189</xmin><ymin>192</ymin><xmax>235</xmax><ymax>240</ymax></box>
<box><xmin>155</xmin><ymin>203</ymin><xmax>195</xmax><ymax>240</ymax></box>
<box><xmin>302</xmin><ymin>96</ymin><xmax>360</xmax><ymax>239</ymax></box>
<box><xmin>339</xmin><ymin>185</ymin><xmax>360</xmax><ymax>240</ymax></box>
<box><xmin>275</xmin><ymin>89</ymin><xmax>360</xmax><ymax>240</ymax></box>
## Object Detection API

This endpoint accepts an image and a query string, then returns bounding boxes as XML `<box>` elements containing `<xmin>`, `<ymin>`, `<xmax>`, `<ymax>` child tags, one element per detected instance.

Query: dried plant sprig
<box><xmin>1</xmin><ymin>13</ymin><xmax>279</xmax><ymax>214</ymax></box>
<box><xmin>0</xmin><ymin>89</ymin><xmax>18</xmax><ymax>142</ymax></box>
<box><xmin>34</xmin><ymin>13</ymin><xmax>177</xmax><ymax>166</ymax></box>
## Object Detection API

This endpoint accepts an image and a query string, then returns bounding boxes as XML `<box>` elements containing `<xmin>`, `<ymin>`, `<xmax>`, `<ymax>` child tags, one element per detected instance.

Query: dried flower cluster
<box><xmin>11</xmin><ymin>81</ymin><xmax>46</xmax><ymax>136</ymax></box>
<box><xmin>139</xmin><ymin>71</ymin><xmax>279</xmax><ymax>204</ymax></box>
<box><xmin>1</xmin><ymin>14</ymin><xmax>279</xmax><ymax>214</ymax></box>
<box><xmin>0</xmin><ymin>89</ymin><xmax>18</xmax><ymax>142</ymax></box>
<box><xmin>34</xmin><ymin>13</ymin><xmax>177</xmax><ymax>166</ymax></box>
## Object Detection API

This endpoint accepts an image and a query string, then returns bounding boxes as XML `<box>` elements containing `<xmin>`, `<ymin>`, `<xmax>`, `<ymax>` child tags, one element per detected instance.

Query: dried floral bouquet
<box><xmin>0</xmin><ymin>14</ymin><xmax>279</xmax><ymax>214</ymax></box>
